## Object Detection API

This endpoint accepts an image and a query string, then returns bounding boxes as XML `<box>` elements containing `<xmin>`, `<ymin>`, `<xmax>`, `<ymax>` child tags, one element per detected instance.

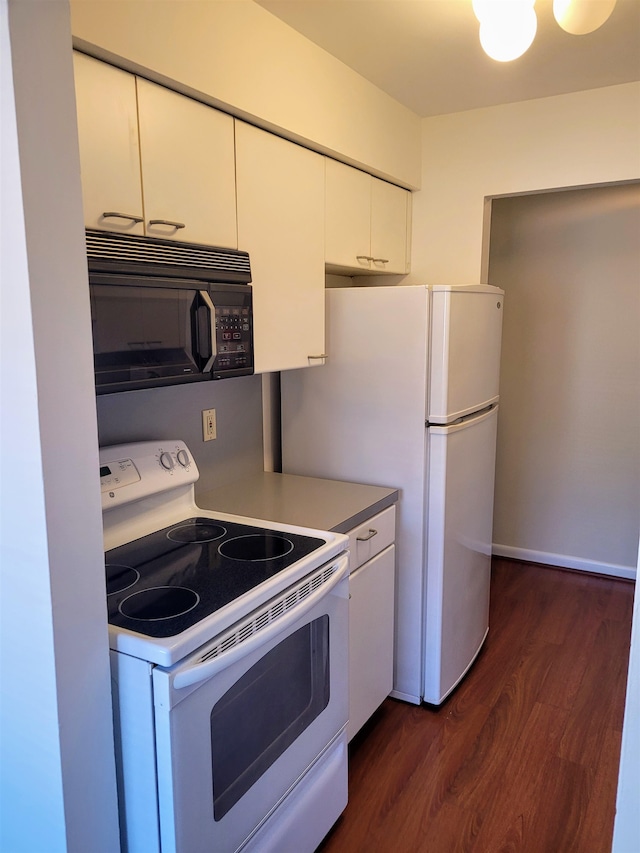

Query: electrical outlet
<box><xmin>202</xmin><ymin>408</ymin><xmax>217</xmax><ymax>441</ymax></box>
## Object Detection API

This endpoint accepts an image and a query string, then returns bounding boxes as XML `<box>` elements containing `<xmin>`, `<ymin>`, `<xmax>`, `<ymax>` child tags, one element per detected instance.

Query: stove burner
<box><xmin>105</xmin><ymin>516</ymin><xmax>326</xmax><ymax>638</ymax></box>
<box><xmin>219</xmin><ymin>534</ymin><xmax>294</xmax><ymax>562</ymax></box>
<box><xmin>167</xmin><ymin>521</ymin><xmax>226</xmax><ymax>544</ymax></box>
<box><xmin>119</xmin><ymin>586</ymin><xmax>200</xmax><ymax>621</ymax></box>
<box><xmin>106</xmin><ymin>565</ymin><xmax>140</xmax><ymax>596</ymax></box>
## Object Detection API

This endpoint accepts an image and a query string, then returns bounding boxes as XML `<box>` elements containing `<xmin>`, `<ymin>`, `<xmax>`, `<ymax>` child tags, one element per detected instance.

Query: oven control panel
<box><xmin>100</xmin><ymin>440</ymin><xmax>199</xmax><ymax>511</ymax></box>
<box><xmin>100</xmin><ymin>458</ymin><xmax>140</xmax><ymax>493</ymax></box>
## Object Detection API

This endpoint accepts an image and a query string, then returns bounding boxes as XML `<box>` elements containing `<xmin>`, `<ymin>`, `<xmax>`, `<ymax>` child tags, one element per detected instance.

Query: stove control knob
<box><xmin>176</xmin><ymin>449</ymin><xmax>190</xmax><ymax>468</ymax></box>
<box><xmin>159</xmin><ymin>451</ymin><xmax>175</xmax><ymax>471</ymax></box>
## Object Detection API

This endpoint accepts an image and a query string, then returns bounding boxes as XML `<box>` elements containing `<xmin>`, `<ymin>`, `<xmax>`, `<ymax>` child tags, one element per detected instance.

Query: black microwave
<box><xmin>86</xmin><ymin>230</ymin><xmax>254</xmax><ymax>395</ymax></box>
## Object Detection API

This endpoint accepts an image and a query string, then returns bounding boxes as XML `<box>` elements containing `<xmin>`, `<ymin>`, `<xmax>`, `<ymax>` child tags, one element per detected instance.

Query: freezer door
<box><xmin>429</xmin><ymin>286</ymin><xmax>504</xmax><ymax>423</ymax></box>
<box><xmin>423</xmin><ymin>404</ymin><xmax>498</xmax><ymax>705</ymax></box>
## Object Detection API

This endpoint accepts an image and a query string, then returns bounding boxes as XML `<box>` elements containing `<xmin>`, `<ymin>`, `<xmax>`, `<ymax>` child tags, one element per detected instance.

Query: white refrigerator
<box><xmin>281</xmin><ymin>284</ymin><xmax>504</xmax><ymax>706</ymax></box>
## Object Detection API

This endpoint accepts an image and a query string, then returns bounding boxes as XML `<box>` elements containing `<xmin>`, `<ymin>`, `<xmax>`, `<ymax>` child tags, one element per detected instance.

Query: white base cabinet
<box><xmin>346</xmin><ymin>506</ymin><xmax>396</xmax><ymax>741</ymax></box>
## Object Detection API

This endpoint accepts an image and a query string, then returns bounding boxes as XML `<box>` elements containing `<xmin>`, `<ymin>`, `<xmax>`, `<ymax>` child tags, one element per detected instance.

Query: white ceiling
<box><xmin>254</xmin><ymin>0</ymin><xmax>640</xmax><ymax>117</ymax></box>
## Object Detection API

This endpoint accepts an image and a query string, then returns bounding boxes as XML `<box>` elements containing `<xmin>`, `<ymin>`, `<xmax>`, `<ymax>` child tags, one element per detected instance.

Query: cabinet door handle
<box><xmin>101</xmin><ymin>211</ymin><xmax>144</xmax><ymax>223</ymax></box>
<box><xmin>356</xmin><ymin>255</ymin><xmax>373</xmax><ymax>262</ymax></box>
<box><xmin>372</xmin><ymin>257</ymin><xmax>389</xmax><ymax>264</ymax></box>
<box><xmin>356</xmin><ymin>528</ymin><xmax>378</xmax><ymax>542</ymax></box>
<box><xmin>148</xmin><ymin>219</ymin><xmax>186</xmax><ymax>230</ymax></box>
<box><xmin>308</xmin><ymin>353</ymin><xmax>327</xmax><ymax>361</ymax></box>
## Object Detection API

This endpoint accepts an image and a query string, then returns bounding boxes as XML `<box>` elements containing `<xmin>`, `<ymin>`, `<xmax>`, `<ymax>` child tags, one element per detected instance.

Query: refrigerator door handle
<box><xmin>427</xmin><ymin>403</ymin><xmax>498</xmax><ymax>432</ymax></box>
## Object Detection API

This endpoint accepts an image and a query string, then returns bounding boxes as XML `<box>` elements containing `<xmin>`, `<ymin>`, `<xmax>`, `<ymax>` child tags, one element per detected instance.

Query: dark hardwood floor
<box><xmin>319</xmin><ymin>558</ymin><xmax>634</xmax><ymax>853</ymax></box>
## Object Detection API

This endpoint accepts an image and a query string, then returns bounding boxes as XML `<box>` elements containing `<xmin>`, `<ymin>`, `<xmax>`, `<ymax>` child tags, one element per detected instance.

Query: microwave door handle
<box><xmin>172</xmin><ymin>556</ymin><xmax>349</xmax><ymax>690</ymax></box>
<box><xmin>197</xmin><ymin>290</ymin><xmax>216</xmax><ymax>372</ymax></box>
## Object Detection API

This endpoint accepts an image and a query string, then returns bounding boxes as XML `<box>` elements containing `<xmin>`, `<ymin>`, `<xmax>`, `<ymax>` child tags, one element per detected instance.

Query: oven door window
<box><xmin>210</xmin><ymin>615</ymin><xmax>330</xmax><ymax>821</ymax></box>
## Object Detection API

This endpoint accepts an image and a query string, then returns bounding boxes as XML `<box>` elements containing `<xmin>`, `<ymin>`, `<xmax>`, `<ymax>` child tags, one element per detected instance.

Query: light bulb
<box><xmin>479</xmin><ymin>5</ymin><xmax>537</xmax><ymax>61</ymax></box>
<box><xmin>553</xmin><ymin>0</ymin><xmax>617</xmax><ymax>34</ymax></box>
<box><xmin>473</xmin><ymin>0</ymin><xmax>536</xmax><ymax>24</ymax></box>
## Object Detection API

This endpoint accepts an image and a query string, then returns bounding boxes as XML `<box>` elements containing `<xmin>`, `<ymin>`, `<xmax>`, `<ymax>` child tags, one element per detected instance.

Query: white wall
<box><xmin>409</xmin><ymin>82</ymin><xmax>640</xmax><ymax>285</ymax></box>
<box><xmin>0</xmin><ymin>1</ymin><xmax>119</xmax><ymax>850</ymax></box>
<box><xmin>69</xmin><ymin>0</ymin><xmax>421</xmax><ymax>189</ymax></box>
<box><xmin>490</xmin><ymin>185</ymin><xmax>640</xmax><ymax>576</ymax></box>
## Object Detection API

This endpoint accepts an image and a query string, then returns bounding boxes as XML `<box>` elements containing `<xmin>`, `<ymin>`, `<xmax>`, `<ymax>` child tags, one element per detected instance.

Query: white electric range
<box><xmin>101</xmin><ymin>439</ymin><xmax>350</xmax><ymax>853</ymax></box>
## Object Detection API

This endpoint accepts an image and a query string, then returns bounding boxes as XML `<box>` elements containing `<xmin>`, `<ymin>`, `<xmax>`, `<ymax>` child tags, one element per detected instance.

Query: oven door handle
<box><xmin>172</xmin><ymin>556</ymin><xmax>349</xmax><ymax>690</ymax></box>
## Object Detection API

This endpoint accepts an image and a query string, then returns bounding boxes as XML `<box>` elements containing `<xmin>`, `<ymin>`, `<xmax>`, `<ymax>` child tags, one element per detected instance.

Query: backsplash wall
<box><xmin>96</xmin><ymin>374</ymin><xmax>264</xmax><ymax>496</ymax></box>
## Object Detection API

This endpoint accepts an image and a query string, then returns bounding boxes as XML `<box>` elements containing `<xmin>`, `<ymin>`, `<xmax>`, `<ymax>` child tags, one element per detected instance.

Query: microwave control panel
<box><xmin>212</xmin><ymin>287</ymin><xmax>253</xmax><ymax>378</ymax></box>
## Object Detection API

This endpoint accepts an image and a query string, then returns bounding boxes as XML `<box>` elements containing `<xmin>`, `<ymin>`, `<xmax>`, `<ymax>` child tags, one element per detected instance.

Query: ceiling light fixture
<box><xmin>478</xmin><ymin>4</ymin><xmax>538</xmax><ymax>61</ymax></box>
<box><xmin>553</xmin><ymin>0</ymin><xmax>617</xmax><ymax>34</ymax></box>
<box><xmin>474</xmin><ymin>0</ymin><xmax>618</xmax><ymax>62</ymax></box>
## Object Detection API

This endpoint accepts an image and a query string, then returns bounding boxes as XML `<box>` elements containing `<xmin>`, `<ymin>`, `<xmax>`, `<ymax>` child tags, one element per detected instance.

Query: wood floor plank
<box><xmin>558</xmin><ymin>617</ymin><xmax>631</xmax><ymax>763</ymax></box>
<box><xmin>318</xmin><ymin>559</ymin><xmax>634</xmax><ymax>853</ymax></box>
<box><xmin>604</xmin><ymin>579</ymin><xmax>635</xmax><ymax>623</ymax></box>
<box><xmin>574</xmin><ymin>726</ymin><xmax>623</xmax><ymax>850</ymax></box>
<box><xmin>467</xmin><ymin>700</ymin><xmax>570</xmax><ymax>852</ymax></box>
<box><xmin>443</xmin><ymin>642</ymin><xmax>559</xmax><ymax>816</ymax></box>
<box><xmin>524</xmin><ymin>753</ymin><xmax>591</xmax><ymax>853</ymax></box>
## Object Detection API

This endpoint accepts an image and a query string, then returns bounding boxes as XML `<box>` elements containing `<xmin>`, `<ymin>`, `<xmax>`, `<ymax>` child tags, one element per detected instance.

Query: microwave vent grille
<box><xmin>86</xmin><ymin>229</ymin><xmax>251</xmax><ymax>282</ymax></box>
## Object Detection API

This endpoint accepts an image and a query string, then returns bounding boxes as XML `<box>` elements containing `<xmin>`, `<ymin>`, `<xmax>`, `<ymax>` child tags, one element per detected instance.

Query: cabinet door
<box><xmin>136</xmin><ymin>79</ymin><xmax>237</xmax><ymax>247</ymax></box>
<box><xmin>371</xmin><ymin>177</ymin><xmax>411</xmax><ymax>274</ymax></box>
<box><xmin>348</xmin><ymin>544</ymin><xmax>395</xmax><ymax>741</ymax></box>
<box><xmin>235</xmin><ymin>122</ymin><xmax>325</xmax><ymax>373</ymax></box>
<box><xmin>325</xmin><ymin>158</ymin><xmax>372</xmax><ymax>271</ymax></box>
<box><xmin>73</xmin><ymin>52</ymin><xmax>144</xmax><ymax>234</ymax></box>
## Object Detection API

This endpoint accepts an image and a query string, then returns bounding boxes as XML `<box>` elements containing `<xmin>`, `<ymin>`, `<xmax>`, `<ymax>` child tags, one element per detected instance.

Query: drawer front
<box><xmin>347</xmin><ymin>505</ymin><xmax>396</xmax><ymax>573</ymax></box>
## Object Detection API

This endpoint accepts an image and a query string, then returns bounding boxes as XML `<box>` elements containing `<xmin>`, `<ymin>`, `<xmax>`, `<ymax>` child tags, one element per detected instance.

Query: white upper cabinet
<box><xmin>325</xmin><ymin>162</ymin><xmax>371</xmax><ymax>271</ymax></box>
<box><xmin>73</xmin><ymin>53</ymin><xmax>237</xmax><ymax>247</ymax></box>
<box><xmin>370</xmin><ymin>177</ymin><xmax>412</xmax><ymax>273</ymax></box>
<box><xmin>136</xmin><ymin>79</ymin><xmax>237</xmax><ymax>247</ymax></box>
<box><xmin>235</xmin><ymin>121</ymin><xmax>325</xmax><ymax>374</ymax></box>
<box><xmin>73</xmin><ymin>52</ymin><xmax>144</xmax><ymax>235</ymax></box>
<box><xmin>325</xmin><ymin>158</ymin><xmax>411</xmax><ymax>274</ymax></box>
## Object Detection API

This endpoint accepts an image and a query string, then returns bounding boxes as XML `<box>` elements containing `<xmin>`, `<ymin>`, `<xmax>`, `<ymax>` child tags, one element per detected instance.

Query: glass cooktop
<box><xmin>105</xmin><ymin>517</ymin><xmax>325</xmax><ymax>638</ymax></box>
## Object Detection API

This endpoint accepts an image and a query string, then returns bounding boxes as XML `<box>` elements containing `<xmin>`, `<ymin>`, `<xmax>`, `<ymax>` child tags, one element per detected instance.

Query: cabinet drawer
<box><xmin>347</xmin><ymin>505</ymin><xmax>395</xmax><ymax>573</ymax></box>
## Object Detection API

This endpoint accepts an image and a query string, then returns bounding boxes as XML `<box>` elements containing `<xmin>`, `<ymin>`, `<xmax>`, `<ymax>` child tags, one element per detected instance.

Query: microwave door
<box><xmin>91</xmin><ymin>283</ymin><xmax>212</xmax><ymax>394</ymax></box>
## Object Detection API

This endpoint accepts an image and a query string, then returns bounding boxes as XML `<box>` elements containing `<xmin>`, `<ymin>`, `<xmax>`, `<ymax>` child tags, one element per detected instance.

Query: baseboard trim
<box><xmin>492</xmin><ymin>544</ymin><xmax>636</xmax><ymax>581</ymax></box>
<box><xmin>389</xmin><ymin>688</ymin><xmax>421</xmax><ymax>706</ymax></box>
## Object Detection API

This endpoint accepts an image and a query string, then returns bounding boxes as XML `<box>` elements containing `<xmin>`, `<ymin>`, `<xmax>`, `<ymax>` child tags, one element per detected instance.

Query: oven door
<box><xmin>151</xmin><ymin>554</ymin><xmax>349</xmax><ymax>853</ymax></box>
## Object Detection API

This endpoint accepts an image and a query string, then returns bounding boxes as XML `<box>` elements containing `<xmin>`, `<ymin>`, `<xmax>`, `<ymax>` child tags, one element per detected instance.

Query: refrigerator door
<box><xmin>429</xmin><ymin>285</ymin><xmax>504</xmax><ymax>424</ymax></box>
<box><xmin>423</xmin><ymin>404</ymin><xmax>499</xmax><ymax>705</ymax></box>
